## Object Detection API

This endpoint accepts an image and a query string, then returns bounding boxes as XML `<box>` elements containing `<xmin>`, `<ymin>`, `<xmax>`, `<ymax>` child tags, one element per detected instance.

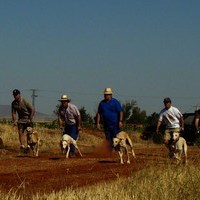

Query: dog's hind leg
<box><xmin>75</xmin><ymin>145</ymin><xmax>83</xmax><ymax>157</ymax></box>
<box><xmin>118</xmin><ymin>151</ymin><xmax>124</xmax><ymax>164</ymax></box>
<box><xmin>127</xmin><ymin>136</ymin><xmax>136</xmax><ymax>159</ymax></box>
<box><xmin>131</xmin><ymin>148</ymin><xmax>136</xmax><ymax>158</ymax></box>
<box><xmin>35</xmin><ymin>140</ymin><xmax>40</xmax><ymax>157</ymax></box>
<box><xmin>126</xmin><ymin>147</ymin><xmax>131</xmax><ymax>164</ymax></box>
<box><xmin>183</xmin><ymin>142</ymin><xmax>188</xmax><ymax>164</ymax></box>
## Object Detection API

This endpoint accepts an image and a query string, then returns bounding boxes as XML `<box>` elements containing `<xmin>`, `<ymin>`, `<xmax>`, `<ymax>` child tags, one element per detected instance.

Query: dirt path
<box><xmin>0</xmin><ymin>144</ymin><xmax>200</xmax><ymax>196</ymax></box>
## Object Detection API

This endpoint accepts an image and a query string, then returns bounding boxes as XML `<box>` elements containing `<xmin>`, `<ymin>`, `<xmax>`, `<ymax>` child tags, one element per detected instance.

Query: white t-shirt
<box><xmin>158</xmin><ymin>106</ymin><xmax>183</xmax><ymax>128</ymax></box>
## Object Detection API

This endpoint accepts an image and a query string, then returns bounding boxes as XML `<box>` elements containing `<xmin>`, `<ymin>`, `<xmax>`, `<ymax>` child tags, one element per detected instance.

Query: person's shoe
<box><xmin>69</xmin><ymin>153</ymin><xmax>76</xmax><ymax>158</ymax></box>
<box><xmin>171</xmin><ymin>145</ymin><xmax>175</xmax><ymax>149</ymax></box>
<box><xmin>20</xmin><ymin>145</ymin><xmax>26</xmax><ymax>153</ymax></box>
<box><xmin>24</xmin><ymin>146</ymin><xmax>31</xmax><ymax>154</ymax></box>
<box><xmin>168</xmin><ymin>151</ymin><xmax>175</xmax><ymax>158</ymax></box>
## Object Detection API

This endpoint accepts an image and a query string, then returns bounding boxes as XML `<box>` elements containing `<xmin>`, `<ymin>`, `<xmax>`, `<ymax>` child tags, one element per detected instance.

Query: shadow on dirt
<box><xmin>49</xmin><ymin>157</ymin><xmax>61</xmax><ymax>160</ymax></box>
<box><xmin>98</xmin><ymin>160</ymin><xmax>117</xmax><ymax>163</ymax></box>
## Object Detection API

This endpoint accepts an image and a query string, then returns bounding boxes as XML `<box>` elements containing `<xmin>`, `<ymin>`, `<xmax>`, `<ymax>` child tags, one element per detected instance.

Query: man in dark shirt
<box><xmin>11</xmin><ymin>89</ymin><xmax>35</xmax><ymax>152</ymax></box>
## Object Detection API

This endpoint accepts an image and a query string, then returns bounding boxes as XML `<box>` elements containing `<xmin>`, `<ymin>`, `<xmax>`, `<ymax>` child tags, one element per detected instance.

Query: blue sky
<box><xmin>0</xmin><ymin>0</ymin><xmax>200</xmax><ymax>117</ymax></box>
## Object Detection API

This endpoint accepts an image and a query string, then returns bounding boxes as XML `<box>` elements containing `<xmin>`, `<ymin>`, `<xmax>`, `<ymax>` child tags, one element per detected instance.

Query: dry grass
<box><xmin>0</xmin><ymin>124</ymin><xmax>143</xmax><ymax>154</ymax></box>
<box><xmin>1</xmin><ymin>165</ymin><xmax>200</xmax><ymax>200</ymax></box>
<box><xmin>1</xmin><ymin>124</ymin><xmax>200</xmax><ymax>200</ymax></box>
<box><xmin>0</xmin><ymin>124</ymin><xmax>105</xmax><ymax>150</ymax></box>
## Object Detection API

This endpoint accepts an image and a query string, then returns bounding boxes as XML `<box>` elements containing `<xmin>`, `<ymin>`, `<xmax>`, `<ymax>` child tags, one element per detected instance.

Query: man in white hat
<box><xmin>58</xmin><ymin>94</ymin><xmax>81</xmax><ymax>157</ymax></box>
<box><xmin>96</xmin><ymin>88</ymin><xmax>123</xmax><ymax>151</ymax></box>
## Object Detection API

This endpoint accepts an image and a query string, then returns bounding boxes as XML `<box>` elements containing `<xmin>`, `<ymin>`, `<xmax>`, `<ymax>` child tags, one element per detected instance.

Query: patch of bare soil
<box><xmin>0</xmin><ymin>141</ymin><xmax>200</xmax><ymax>197</ymax></box>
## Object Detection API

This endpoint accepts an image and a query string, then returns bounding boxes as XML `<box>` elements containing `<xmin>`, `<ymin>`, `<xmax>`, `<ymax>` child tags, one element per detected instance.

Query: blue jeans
<box><xmin>64</xmin><ymin>124</ymin><xmax>79</xmax><ymax>155</ymax></box>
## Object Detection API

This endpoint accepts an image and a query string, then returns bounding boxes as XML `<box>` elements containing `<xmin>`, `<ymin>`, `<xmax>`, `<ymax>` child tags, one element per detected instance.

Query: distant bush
<box><xmin>34</xmin><ymin>120</ymin><xmax>58</xmax><ymax>129</ymax></box>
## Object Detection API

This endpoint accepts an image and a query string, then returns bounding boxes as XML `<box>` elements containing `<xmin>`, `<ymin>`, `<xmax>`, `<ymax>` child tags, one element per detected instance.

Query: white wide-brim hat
<box><xmin>58</xmin><ymin>94</ymin><xmax>71</xmax><ymax>101</ymax></box>
<box><xmin>104</xmin><ymin>87</ymin><xmax>113</xmax><ymax>95</ymax></box>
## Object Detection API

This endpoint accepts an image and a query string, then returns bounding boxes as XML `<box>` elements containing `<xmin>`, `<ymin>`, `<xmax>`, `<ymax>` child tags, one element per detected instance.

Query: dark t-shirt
<box><xmin>11</xmin><ymin>97</ymin><xmax>33</xmax><ymax>121</ymax></box>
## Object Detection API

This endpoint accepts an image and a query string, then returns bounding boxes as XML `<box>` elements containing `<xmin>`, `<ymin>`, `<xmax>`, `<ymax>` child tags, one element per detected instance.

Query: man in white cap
<box><xmin>96</xmin><ymin>88</ymin><xmax>123</xmax><ymax>151</ymax></box>
<box><xmin>58</xmin><ymin>94</ymin><xmax>81</xmax><ymax>157</ymax></box>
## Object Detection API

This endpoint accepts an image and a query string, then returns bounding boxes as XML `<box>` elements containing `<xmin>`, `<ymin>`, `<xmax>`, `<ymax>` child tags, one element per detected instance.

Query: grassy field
<box><xmin>0</xmin><ymin>124</ymin><xmax>200</xmax><ymax>200</ymax></box>
<box><xmin>40</xmin><ymin>165</ymin><xmax>200</xmax><ymax>200</ymax></box>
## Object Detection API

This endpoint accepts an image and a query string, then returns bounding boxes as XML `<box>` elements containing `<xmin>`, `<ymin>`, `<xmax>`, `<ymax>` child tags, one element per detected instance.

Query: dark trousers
<box><xmin>64</xmin><ymin>124</ymin><xmax>79</xmax><ymax>155</ymax></box>
<box><xmin>104</xmin><ymin>125</ymin><xmax>120</xmax><ymax>150</ymax></box>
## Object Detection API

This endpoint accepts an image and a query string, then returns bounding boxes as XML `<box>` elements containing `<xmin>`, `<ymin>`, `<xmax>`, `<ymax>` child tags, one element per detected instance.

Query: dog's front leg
<box><xmin>118</xmin><ymin>151</ymin><xmax>124</xmax><ymax>164</ymax></box>
<box><xmin>184</xmin><ymin>155</ymin><xmax>188</xmax><ymax>164</ymax></box>
<box><xmin>66</xmin><ymin>145</ymin><xmax>70</xmax><ymax>158</ymax></box>
<box><xmin>175</xmin><ymin>150</ymin><xmax>181</xmax><ymax>164</ymax></box>
<box><xmin>32</xmin><ymin>148</ymin><xmax>35</xmax><ymax>156</ymax></box>
<box><xmin>126</xmin><ymin>147</ymin><xmax>131</xmax><ymax>164</ymax></box>
<box><xmin>35</xmin><ymin>140</ymin><xmax>39</xmax><ymax>157</ymax></box>
<box><xmin>183</xmin><ymin>153</ymin><xmax>188</xmax><ymax>164</ymax></box>
<box><xmin>184</xmin><ymin>156</ymin><xmax>187</xmax><ymax>164</ymax></box>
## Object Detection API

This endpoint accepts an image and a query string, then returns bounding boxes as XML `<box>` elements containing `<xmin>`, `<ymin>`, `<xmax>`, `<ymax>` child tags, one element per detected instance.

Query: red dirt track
<box><xmin>0</xmin><ymin>141</ymin><xmax>200</xmax><ymax>196</ymax></box>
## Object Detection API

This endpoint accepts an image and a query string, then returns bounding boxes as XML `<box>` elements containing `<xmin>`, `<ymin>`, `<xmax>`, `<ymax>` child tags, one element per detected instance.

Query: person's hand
<box><xmin>13</xmin><ymin>121</ymin><xmax>18</xmax><ymax>126</ymax></box>
<box><xmin>78</xmin><ymin>126</ymin><xmax>81</xmax><ymax>131</ymax></box>
<box><xmin>27</xmin><ymin>119</ymin><xmax>32</xmax><ymax>124</ymax></box>
<box><xmin>59</xmin><ymin>127</ymin><xmax>65</xmax><ymax>135</ymax></box>
<box><xmin>119</xmin><ymin>121</ymin><xmax>123</xmax><ymax>128</ymax></box>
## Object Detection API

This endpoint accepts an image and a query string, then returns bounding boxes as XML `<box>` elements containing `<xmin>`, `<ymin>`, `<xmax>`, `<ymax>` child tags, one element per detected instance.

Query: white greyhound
<box><xmin>170</xmin><ymin>132</ymin><xmax>187</xmax><ymax>164</ymax></box>
<box><xmin>60</xmin><ymin>134</ymin><xmax>83</xmax><ymax>158</ymax></box>
<box><xmin>113</xmin><ymin>131</ymin><xmax>136</xmax><ymax>164</ymax></box>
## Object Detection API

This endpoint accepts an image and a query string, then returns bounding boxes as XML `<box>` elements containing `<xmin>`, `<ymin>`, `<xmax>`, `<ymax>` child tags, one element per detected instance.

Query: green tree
<box><xmin>128</xmin><ymin>107</ymin><xmax>146</xmax><ymax>124</ymax></box>
<box><xmin>79</xmin><ymin>106</ymin><xmax>93</xmax><ymax>124</ymax></box>
<box><xmin>122</xmin><ymin>100</ymin><xmax>146</xmax><ymax>124</ymax></box>
<box><xmin>122</xmin><ymin>100</ymin><xmax>137</xmax><ymax>122</ymax></box>
<box><xmin>145</xmin><ymin>112</ymin><xmax>159</xmax><ymax>126</ymax></box>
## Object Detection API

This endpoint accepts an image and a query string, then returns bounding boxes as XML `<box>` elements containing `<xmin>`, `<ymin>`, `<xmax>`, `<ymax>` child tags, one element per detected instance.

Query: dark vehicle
<box><xmin>141</xmin><ymin>111</ymin><xmax>200</xmax><ymax>145</ymax></box>
<box><xmin>182</xmin><ymin>112</ymin><xmax>198</xmax><ymax>145</ymax></box>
